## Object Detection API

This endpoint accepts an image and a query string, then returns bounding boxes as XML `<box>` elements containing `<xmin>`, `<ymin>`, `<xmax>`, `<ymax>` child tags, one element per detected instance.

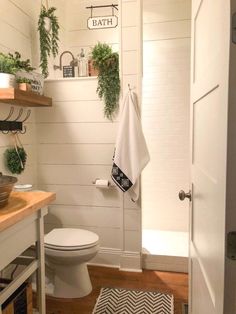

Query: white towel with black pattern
<box><xmin>111</xmin><ymin>90</ymin><xmax>150</xmax><ymax>201</ymax></box>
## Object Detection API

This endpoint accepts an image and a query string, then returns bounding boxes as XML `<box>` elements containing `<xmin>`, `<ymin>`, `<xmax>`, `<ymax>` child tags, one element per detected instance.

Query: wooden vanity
<box><xmin>0</xmin><ymin>191</ymin><xmax>55</xmax><ymax>314</ymax></box>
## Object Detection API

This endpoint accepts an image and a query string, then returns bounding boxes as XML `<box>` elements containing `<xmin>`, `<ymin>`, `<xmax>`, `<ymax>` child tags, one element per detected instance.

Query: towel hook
<box><xmin>3</xmin><ymin>107</ymin><xmax>14</xmax><ymax>121</ymax></box>
<box><xmin>19</xmin><ymin>126</ymin><xmax>27</xmax><ymax>134</ymax></box>
<box><xmin>13</xmin><ymin>108</ymin><xmax>23</xmax><ymax>122</ymax></box>
<box><xmin>20</xmin><ymin>109</ymin><xmax>31</xmax><ymax>123</ymax></box>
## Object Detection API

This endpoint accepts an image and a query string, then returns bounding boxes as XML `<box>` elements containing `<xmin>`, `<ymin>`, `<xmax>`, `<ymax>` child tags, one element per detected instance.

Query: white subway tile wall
<box><xmin>142</xmin><ymin>0</ymin><xmax>191</xmax><ymax>232</ymax></box>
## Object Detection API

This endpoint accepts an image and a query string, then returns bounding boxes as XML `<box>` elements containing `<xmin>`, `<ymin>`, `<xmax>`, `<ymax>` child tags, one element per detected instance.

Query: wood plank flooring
<box><xmin>45</xmin><ymin>265</ymin><xmax>188</xmax><ymax>314</ymax></box>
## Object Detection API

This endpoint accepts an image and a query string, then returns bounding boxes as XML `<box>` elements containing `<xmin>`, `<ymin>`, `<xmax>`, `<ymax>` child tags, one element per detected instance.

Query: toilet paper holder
<box><xmin>92</xmin><ymin>178</ymin><xmax>111</xmax><ymax>187</ymax></box>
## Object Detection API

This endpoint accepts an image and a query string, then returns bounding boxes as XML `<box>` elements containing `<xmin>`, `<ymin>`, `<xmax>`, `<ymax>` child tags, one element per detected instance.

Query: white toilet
<box><xmin>44</xmin><ymin>228</ymin><xmax>99</xmax><ymax>298</ymax></box>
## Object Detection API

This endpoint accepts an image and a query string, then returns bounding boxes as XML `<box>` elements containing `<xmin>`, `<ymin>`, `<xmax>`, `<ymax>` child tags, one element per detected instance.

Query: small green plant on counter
<box><xmin>38</xmin><ymin>5</ymin><xmax>60</xmax><ymax>78</ymax></box>
<box><xmin>16</xmin><ymin>77</ymin><xmax>31</xmax><ymax>84</ymax></box>
<box><xmin>5</xmin><ymin>147</ymin><xmax>27</xmax><ymax>175</ymax></box>
<box><xmin>0</xmin><ymin>53</ymin><xmax>18</xmax><ymax>74</ymax></box>
<box><xmin>91</xmin><ymin>43</ymin><xmax>120</xmax><ymax>121</ymax></box>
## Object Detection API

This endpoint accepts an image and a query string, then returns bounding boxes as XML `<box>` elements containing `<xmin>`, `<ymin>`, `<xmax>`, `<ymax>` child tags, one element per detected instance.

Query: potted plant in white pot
<box><xmin>0</xmin><ymin>53</ymin><xmax>18</xmax><ymax>88</ymax></box>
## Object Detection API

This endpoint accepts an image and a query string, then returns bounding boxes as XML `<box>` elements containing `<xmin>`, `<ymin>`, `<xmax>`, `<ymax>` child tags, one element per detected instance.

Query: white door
<box><xmin>179</xmin><ymin>0</ymin><xmax>236</xmax><ymax>313</ymax></box>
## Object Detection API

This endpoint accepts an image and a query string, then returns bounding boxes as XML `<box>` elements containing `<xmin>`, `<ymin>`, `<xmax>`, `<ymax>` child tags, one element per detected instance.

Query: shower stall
<box><xmin>141</xmin><ymin>0</ymin><xmax>191</xmax><ymax>272</ymax></box>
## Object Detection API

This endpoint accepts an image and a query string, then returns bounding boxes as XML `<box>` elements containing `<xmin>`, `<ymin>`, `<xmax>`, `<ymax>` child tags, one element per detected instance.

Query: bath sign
<box><xmin>87</xmin><ymin>15</ymin><xmax>118</xmax><ymax>29</ymax></box>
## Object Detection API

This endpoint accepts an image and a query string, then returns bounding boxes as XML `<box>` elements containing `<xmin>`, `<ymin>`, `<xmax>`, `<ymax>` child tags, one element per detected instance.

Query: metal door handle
<box><xmin>179</xmin><ymin>190</ymin><xmax>192</xmax><ymax>201</ymax></box>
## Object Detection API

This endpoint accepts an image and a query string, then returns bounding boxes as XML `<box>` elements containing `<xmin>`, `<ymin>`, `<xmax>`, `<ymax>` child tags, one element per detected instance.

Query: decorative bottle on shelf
<box><xmin>78</xmin><ymin>49</ymin><xmax>88</xmax><ymax>77</ymax></box>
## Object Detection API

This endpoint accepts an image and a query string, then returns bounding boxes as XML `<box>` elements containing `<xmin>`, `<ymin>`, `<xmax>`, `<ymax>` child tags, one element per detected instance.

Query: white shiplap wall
<box><xmin>37</xmin><ymin>0</ymin><xmax>143</xmax><ymax>270</ymax></box>
<box><xmin>37</xmin><ymin>77</ymin><xmax>123</xmax><ymax>266</ymax></box>
<box><xmin>0</xmin><ymin>0</ymin><xmax>66</xmax><ymax>185</ymax></box>
<box><xmin>142</xmin><ymin>0</ymin><xmax>191</xmax><ymax>232</ymax></box>
<box><xmin>0</xmin><ymin>0</ymin><xmax>41</xmax><ymax>186</ymax></box>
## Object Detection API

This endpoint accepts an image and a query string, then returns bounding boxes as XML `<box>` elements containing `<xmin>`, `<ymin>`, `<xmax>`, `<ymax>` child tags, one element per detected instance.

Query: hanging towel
<box><xmin>111</xmin><ymin>90</ymin><xmax>150</xmax><ymax>201</ymax></box>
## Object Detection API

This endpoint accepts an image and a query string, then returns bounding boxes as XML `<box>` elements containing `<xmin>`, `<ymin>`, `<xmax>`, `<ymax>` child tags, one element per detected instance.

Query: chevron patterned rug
<box><xmin>92</xmin><ymin>287</ymin><xmax>174</xmax><ymax>314</ymax></box>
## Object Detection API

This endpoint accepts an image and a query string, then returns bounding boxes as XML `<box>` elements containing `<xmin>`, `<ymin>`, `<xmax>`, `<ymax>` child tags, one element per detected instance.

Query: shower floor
<box><xmin>142</xmin><ymin>229</ymin><xmax>188</xmax><ymax>257</ymax></box>
<box><xmin>142</xmin><ymin>230</ymin><xmax>189</xmax><ymax>272</ymax></box>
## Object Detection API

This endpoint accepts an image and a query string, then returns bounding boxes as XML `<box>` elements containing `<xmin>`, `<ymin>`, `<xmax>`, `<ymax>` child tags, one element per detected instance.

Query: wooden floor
<box><xmin>45</xmin><ymin>265</ymin><xmax>188</xmax><ymax>314</ymax></box>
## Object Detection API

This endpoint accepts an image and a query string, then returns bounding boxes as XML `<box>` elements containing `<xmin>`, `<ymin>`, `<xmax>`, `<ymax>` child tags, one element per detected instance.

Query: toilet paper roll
<box><xmin>94</xmin><ymin>179</ymin><xmax>110</xmax><ymax>188</ymax></box>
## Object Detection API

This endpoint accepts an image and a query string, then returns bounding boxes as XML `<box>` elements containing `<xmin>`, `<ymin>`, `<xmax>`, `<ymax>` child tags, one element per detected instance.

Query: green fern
<box><xmin>92</xmin><ymin>43</ymin><xmax>120</xmax><ymax>121</ymax></box>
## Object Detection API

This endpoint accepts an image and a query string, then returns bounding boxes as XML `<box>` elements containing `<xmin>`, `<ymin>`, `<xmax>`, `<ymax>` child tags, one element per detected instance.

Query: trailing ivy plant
<box><xmin>38</xmin><ymin>5</ymin><xmax>59</xmax><ymax>78</ymax></box>
<box><xmin>91</xmin><ymin>43</ymin><xmax>120</xmax><ymax>121</ymax></box>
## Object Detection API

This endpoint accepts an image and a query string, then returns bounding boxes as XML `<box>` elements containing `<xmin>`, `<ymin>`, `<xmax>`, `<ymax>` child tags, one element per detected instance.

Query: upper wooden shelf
<box><xmin>0</xmin><ymin>88</ymin><xmax>52</xmax><ymax>107</ymax></box>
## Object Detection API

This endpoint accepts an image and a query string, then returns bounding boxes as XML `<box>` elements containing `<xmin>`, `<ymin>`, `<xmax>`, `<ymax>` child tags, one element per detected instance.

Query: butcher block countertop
<box><xmin>0</xmin><ymin>191</ymin><xmax>56</xmax><ymax>232</ymax></box>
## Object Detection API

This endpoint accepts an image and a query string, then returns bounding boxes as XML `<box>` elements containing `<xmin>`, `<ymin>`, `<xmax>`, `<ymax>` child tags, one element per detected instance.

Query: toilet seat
<box><xmin>44</xmin><ymin>228</ymin><xmax>99</xmax><ymax>251</ymax></box>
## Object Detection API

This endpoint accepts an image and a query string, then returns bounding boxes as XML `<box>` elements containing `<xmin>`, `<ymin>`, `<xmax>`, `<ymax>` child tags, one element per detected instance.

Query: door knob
<box><xmin>179</xmin><ymin>190</ymin><xmax>192</xmax><ymax>201</ymax></box>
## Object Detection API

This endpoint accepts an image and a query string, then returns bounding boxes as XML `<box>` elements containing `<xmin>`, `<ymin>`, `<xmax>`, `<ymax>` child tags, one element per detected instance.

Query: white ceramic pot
<box><xmin>0</xmin><ymin>73</ymin><xmax>16</xmax><ymax>88</ymax></box>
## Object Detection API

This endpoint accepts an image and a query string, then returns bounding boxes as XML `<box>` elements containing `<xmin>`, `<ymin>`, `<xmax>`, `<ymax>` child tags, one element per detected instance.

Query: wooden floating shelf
<box><xmin>0</xmin><ymin>88</ymin><xmax>52</xmax><ymax>107</ymax></box>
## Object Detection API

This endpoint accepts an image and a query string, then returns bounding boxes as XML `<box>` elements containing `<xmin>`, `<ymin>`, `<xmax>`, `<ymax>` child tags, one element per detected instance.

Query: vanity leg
<box><xmin>36</xmin><ymin>209</ymin><xmax>46</xmax><ymax>314</ymax></box>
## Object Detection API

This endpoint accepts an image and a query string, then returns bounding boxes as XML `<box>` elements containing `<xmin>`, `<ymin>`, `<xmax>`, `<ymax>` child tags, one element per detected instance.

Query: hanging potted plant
<box><xmin>0</xmin><ymin>53</ymin><xmax>18</xmax><ymax>88</ymax></box>
<box><xmin>91</xmin><ymin>43</ymin><xmax>120</xmax><ymax>121</ymax></box>
<box><xmin>38</xmin><ymin>4</ymin><xmax>60</xmax><ymax>78</ymax></box>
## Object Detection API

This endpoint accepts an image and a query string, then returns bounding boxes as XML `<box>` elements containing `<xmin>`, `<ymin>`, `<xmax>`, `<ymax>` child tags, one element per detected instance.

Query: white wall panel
<box><xmin>46</xmin><ymin>205</ymin><xmax>122</xmax><ymax>228</ymax></box>
<box><xmin>37</xmin><ymin>122</ymin><xmax>117</xmax><ymax>144</ymax></box>
<box><xmin>122</xmin><ymin>51</ymin><xmax>138</xmax><ymax>75</ymax></box>
<box><xmin>38</xmin><ymin>165</ymin><xmax>113</xmax><ymax>185</ymax></box>
<box><xmin>40</xmin><ymin>184</ymin><xmax>120</xmax><ymax>208</ymax></box>
<box><xmin>38</xmin><ymin>144</ymin><xmax>114</xmax><ymax>165</ymax></box>
<box><xmin>144</xmin><ymin>20</ymin><xmax>191</xmax><ymax>42</ymax></box>
<box><xmin>44</xmin><ymin>79</ymin><xmax>99</xmax><ymax>101</ymax></box>
<box><xmin>143</xmin><ymin>0</ymin><xmax>191</xmax><ymax>24</ymax></box>
<box><xmin>36</xmin><ymin>100</ymin><xmax>109</xmax><ymax>123</ymax></box>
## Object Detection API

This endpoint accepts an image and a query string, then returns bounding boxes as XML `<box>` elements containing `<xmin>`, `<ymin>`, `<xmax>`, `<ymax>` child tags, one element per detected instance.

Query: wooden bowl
<box><xmin>0</xmin><ymin>173</ymin><xmax>17</xmax><ymax>208</ymax></box>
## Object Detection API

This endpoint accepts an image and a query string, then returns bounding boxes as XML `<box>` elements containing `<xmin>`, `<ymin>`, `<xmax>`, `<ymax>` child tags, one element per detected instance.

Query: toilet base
<box><xmin>52</xmin><ymin>262</ymin><xmax>92</xmax><ymax>298</ymax></box>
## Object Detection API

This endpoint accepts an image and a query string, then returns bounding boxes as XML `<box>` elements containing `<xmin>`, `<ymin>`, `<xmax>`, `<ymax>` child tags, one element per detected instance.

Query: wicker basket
<box><xmin>0</xmin><ymin>279</ymin><xmax>32</xmax><ymax>314</ymax></box>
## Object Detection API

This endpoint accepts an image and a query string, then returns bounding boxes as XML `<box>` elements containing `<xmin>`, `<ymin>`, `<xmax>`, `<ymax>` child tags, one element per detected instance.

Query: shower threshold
<box><xmin>142</xmin><ymin>230</ymin><xmax>188</xmax><ymax>273</ymax></box>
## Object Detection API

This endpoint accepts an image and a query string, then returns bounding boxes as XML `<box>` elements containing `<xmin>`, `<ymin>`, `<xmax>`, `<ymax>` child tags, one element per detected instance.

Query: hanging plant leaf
<box><xmin>5</xmin><ymin>147</ymin><xmax>27</xmax><ymax>175</ymax></box>
<box><xmin>91</xmin><ymin>43</ymin><xmax>120</xmax><ymax>121</ymax></box>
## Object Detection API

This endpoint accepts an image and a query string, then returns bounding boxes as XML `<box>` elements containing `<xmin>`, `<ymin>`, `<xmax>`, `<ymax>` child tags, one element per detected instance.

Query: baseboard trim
<box><xmin>142</xmin><ymin>253</ymin><xmax>188</xmax><ymax>273</ymax></box>
<box><xmin>120</xmin><ymin>251</ymin><xmax>142</xmax><ymax>272</ymax></box>
<box><xmin>89</xmin><ymin>247</ymin><xmax>121</xmax><ymax>268</ymax></box>
<box><xmin>90</xmin><ymin>248</ymin><xmax>188</xmax><ymax>273</ymax></box>
<box><xmin>89</xmin><ymin>248</ymin><xmax>142</xmax><ymax>272</ymax></box>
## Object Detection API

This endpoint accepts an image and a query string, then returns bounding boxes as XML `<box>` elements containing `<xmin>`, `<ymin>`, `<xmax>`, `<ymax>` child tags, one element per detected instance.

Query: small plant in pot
<box><xmin>91</xmin><ymin>43</ymin><xmax>120</xmax><ymax>121</ymax></box>
<box><xmin>16</xmin><ymin>77</ymin><xmax>32</xmax><ymax>92</ymax></box>
<box><xmin>0</xmin><ymin>53</ymin><xmax>18</xmax><ymax>88</ymax></box>
<box><xmin>38</xmin><ymin>5</ymin><xmax>60</xmax><ymax>78</ymax></box>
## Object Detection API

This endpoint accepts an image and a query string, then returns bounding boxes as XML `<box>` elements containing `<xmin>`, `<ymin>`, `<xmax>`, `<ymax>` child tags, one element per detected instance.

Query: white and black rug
<box><xmin>92</xmin><ymin>287</ymin><xmax>174</xmax><ymax>314</ymax></box>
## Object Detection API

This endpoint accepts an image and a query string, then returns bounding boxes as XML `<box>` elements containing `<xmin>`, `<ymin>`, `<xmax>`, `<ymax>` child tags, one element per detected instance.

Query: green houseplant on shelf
<box><xmin>16</xmin><ymin>77</ymin><xmax>32</xmax><ymax>92</ymax></box>
<box><xmin>91</xmin><ymin>43</ymin><xmax>120</xmax><ymax>121</ymax></box>
<box><xmin>38</xmin><ymin>5</ymin><xmax>60</xmax><ymax>78</ymax></box>
<box><xmin>0</xmin><ymin>53</ymin><xmax>18</xmax><ymax>88</ymax></box>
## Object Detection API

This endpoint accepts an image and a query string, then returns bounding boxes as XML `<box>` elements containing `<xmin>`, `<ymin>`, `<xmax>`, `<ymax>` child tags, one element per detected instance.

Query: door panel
<box><xmin>191</xmin><ymin>258</ymin><xmax>215</xmax><ymax>313</ymax></box>
<box><xmin>190</xmin><ymin>0</ymin><xmax>230</xmax><ymax>313</ymax></box>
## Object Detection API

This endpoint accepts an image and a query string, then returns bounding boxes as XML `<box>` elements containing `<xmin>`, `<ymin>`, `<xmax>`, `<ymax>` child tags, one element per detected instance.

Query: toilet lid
<box><xmin>44</xmin><ymin>228</ymin><xmax>99</xmax><ymax>250</ymax></box>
